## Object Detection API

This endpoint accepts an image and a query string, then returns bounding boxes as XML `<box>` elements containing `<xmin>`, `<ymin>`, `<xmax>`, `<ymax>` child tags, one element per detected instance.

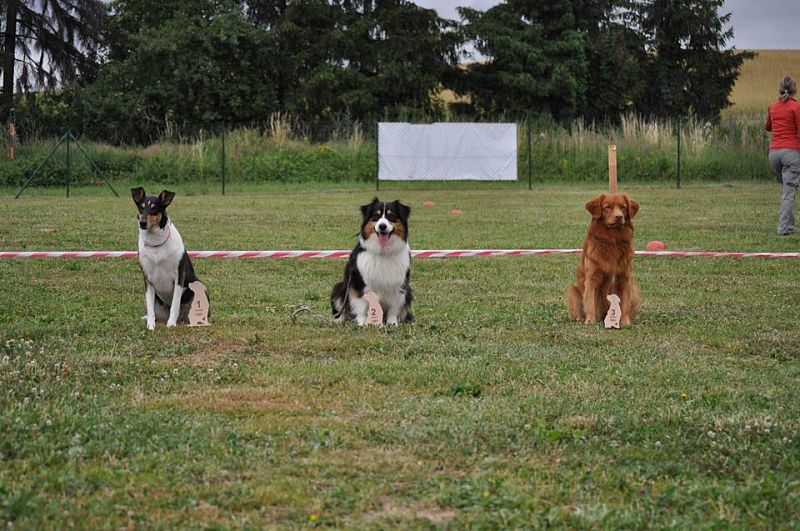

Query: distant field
<box><xmin>728</xmin><ymin>49</ymin><xmax>800</xmax><ymax>115</ymax></box>
<box><xmin>441</xmin><ymin>50</ymin><xmax>800</xmax><ymax>117</ymax></box>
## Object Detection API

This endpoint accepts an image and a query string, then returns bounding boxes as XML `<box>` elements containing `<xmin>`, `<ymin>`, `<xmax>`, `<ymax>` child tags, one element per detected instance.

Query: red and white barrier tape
<box><xmin>0</xmin><ymin>249</ymin><xmax>799</xmax><ymax>259</ymax></box>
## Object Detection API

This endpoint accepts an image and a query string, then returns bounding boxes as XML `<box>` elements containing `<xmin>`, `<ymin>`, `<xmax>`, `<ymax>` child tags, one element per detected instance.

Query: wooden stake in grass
<box><xmin>606</xmin><ymin>142</ymin><xmax>621</xmax><ymax>328</ymax></box>
<box><xmin>608</xmin><ymin>144</ymin><xmax>617</xmax><ymax>194</ymax></box>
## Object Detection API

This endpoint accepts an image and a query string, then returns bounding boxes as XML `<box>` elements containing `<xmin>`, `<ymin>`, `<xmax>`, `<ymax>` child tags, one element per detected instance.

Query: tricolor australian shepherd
<box><xmin>132</xmin><ymin>187</ymin><xmax>206</xmax><ymax>330</ymax></box>
<box><xmin>331</xmin><ymin>198</ymin><xmax>414</xmax><ymax>325</ymax></box>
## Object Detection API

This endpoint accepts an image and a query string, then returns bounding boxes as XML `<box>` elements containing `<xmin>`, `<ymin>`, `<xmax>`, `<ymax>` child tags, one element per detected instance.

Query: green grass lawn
<box><xmin>1</xmin><ymin>182</ymin><xmax>799</xmax><ymax>528</ymax></box>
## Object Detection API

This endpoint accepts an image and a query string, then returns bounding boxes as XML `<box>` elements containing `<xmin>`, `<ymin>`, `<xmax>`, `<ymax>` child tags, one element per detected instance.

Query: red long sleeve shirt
<box><xmin>765</xmin><ymin>97</ymin><xmax>800</xmax><ymax>150</ymax></box>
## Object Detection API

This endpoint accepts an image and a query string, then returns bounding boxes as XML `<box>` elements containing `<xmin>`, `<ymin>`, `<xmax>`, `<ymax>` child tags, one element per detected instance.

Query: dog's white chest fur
<box><xmin>356</xmin><ymin>245</ymin><xmax>410</xmax><ymax>302</ymax></box>
<box><xmin>138</xmin><ymin>225</ymin><xmax>185</xmax><ymax>301</ymax></box>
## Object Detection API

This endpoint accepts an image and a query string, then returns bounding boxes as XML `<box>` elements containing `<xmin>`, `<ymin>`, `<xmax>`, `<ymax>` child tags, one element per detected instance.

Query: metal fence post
<box><xmin>66</xmin><ymin>131</ymin><xmax>72</xmax><ymax>198</ymax></box>
<box><xmin>676</xmin><ymin>115</ymin><xmax>681</xmax><ymax>189</ymax></box>
<box><xmin>70</xmin><ymin>131</ymin><xmax>119</xmax><ymax>197</ymax></box>
<box><xmin>15</xmin><ymin>132</ymin><xmax>69</xmax><ymax>199</ymax></box>
<box><xmin>8</xmin><ymin>107</ymin><xmax>15</xmax><ymax>160</ymax></box>
<box><xmin>221</xmin><ymin>127</ymin><xmax>226</xmax><ymax>196</ymax></box>
<box><xmin>527</xmin><ymin>116</ymin><xmax>532</xmax><ymax>190</ymax></box>
<box><xmin>375</xmin><ymin>123</ymin><xmax>380</xmax><ymax>191</ymax></box>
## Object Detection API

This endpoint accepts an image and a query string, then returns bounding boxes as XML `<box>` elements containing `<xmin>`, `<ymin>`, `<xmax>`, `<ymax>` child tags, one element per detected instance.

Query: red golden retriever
<box><xmin>567</xmin><ymin>193</ymin><xmax>641</xmax><ymax>326</ymax></box>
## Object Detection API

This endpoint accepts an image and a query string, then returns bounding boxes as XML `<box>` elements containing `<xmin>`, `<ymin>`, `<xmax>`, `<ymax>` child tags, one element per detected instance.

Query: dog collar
<box><xmin>144</xmin><ymin>223</ymin><xmax>171</xmax><ymax>248</ymax></box>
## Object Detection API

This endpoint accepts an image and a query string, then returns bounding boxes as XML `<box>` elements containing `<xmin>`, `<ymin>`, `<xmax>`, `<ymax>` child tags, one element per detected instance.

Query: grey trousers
<box><xmin>769</xmin><ymin>149</ymin><xmax>800</xmax><ymax>235</ymax></box>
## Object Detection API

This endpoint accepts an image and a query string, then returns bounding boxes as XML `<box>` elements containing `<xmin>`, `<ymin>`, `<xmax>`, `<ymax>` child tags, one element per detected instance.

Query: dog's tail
<box><xmin>330</xmin><ymin>281</ymin><xmax>346</xmax><ymax>320</ymax></box>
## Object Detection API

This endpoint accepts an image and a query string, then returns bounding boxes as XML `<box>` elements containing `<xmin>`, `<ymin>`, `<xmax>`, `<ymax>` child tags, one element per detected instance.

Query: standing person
<box><xmin>765</xmin><ymin>76</ymin><xmax>800</xmax><ymax>235</ymax></box>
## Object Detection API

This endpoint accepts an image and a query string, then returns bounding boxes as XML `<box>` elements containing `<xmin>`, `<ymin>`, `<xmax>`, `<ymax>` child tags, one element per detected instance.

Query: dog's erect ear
<box><xmin>625</xmin><ymin>195</ymin><xmax>640</xmax><ymax>219</ymax></box>
<box><xmin>159</xmin><ymin>190</ymin><xmax>176</xmax><ymax>207</ymax></box>
<box><xmin>360</xmin><ymin>197</ymin><xmax>380</xmax><ymax>220</ymax></box>
<box><xmin>131</xmin><ymin>187</ymin><xmax>146</xmax><ymax>206</ymax></box>
<box><xmin>394</xmin><ymin>200</ymin><xmax>411</xmax><ymax>222</ymax></box>
<box><xmin>585</xmin><ymin>195</ymin><xmax>604</xmax><ymax>219</ymax></box>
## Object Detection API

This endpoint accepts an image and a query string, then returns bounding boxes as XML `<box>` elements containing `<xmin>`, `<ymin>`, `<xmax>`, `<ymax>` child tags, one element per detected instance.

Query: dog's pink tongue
<box><xmin>378</xmin><ymin>234</ymin><xmax>390</xmax><ymax>247</ymax></box>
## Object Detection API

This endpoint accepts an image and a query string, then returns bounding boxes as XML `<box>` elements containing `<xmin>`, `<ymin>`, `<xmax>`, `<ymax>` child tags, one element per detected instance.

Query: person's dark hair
<box><xmin>779</xmin><ymin>76</ymin><xmax>797</xmax><ymax>102</ymax></box>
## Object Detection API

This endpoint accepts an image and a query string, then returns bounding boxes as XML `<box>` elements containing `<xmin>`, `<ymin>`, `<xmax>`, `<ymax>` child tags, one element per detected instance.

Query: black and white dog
<box><xmin>331</xmin><ymin>198</ymin><xmax>414</xmax><ymax>325</ymax></box>
<box><xmin>132</xmin><ymin>187</ymin><xmax>203</xmax><ymax>330</ymax></box>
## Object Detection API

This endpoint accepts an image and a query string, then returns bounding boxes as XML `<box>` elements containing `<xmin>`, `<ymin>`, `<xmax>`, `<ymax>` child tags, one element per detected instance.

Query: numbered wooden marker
<box><xmin>604</xmin><ymin>293</ymin><xmax>621</xmax><ymax>329</ymax></box>
<box><xmin>363</xmin><ymin>292</ymin><xmax>383</xmax><ymax>326</ymax></box>
<box><xmin>188</xmin><ymin>281</ymin><xmax>210</xmax><ymax>327</ymax></box>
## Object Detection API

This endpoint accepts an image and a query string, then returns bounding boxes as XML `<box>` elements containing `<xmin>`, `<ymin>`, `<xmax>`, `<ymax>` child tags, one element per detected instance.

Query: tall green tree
<box><xmin>453</xmin><ymin>0</ymin><xmax>587</xmax><ymax>121</ymax></box>
<box><xmin>575</xmin><ymin>0</ymin><xmax>648</xmax><ymax>122</ymax></box>
<box><xmin>247</xmin><ymin>0</ymin><xmax>459</xmax><ymax>124</ymax></box>
<box><xmin>633</xmin><ymin>0</ymin><xmax>752</xmax><ymax>120</ymax></box>
<box><xmin>1</xmin><ymin>0</ymin><xmax>105</xmax><ymax>122</ymax></box>
<box><xmin>74</xmin><ymin>0</ymin><xmax>277</xmax><ymax>142</ymax></box>
<box><xmin>247</xmin><ymin>0</ymin><xmax>344</xmax><ymax>126</ymax></box>
<box><xmin>338</xmin><ymin>0</ymin><xmax>460</xmax><ymax>120</ymax></box>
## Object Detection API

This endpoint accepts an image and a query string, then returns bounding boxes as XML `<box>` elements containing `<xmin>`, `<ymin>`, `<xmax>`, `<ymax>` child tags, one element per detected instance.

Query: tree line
<box><xmin>1</xmin><ymin>0</ymin><xmax>752</xmax><ymax>144</ymax></box>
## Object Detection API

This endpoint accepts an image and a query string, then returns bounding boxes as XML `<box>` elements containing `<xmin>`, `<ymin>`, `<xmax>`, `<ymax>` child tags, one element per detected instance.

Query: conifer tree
<box><xmin>1</xmin><ymin>0</ymin><xmax>104</xmax><ymax>122</ymax></box>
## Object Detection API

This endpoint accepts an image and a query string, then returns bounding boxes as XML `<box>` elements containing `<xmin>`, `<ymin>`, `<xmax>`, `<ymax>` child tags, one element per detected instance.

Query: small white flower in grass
<box><xmin>707</xmin><ymin>430</ymin><xmax>716</xmax><ymax>439</ymax></box>
<box><xmin>654</xmin><ymin>441</ymin><xmax>661</xmax><ymax>448</ymax></box>
<box><xmin>1</xmin><ymin>355</ymin><xmax>8</xmax><ymax>364</ymax></box>
<box><xmin>101</xmin><ymin>369</ymin><xmax>108</xmax><ymax>376</ymax></box>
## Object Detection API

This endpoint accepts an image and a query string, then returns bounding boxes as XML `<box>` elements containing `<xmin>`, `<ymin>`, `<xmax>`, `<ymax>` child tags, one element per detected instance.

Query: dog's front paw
<box><xmin>356</xmin><ymin>315</ymin><xmax>367</xmax><ymax>326</ymax></box>
<box><xmin>166</xmin><ymin>320</ymin><xmax>177</xmax><ymax>328</ymax></box>
<box><xmin>147</xmin><ymin>320</ymin><xmax>156</xmax><ymax>331</ymax></box>
<box><xmin>386</xmin><ymin>316</ymin><xmax>399</xmax><ymax>326</ymax></box>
